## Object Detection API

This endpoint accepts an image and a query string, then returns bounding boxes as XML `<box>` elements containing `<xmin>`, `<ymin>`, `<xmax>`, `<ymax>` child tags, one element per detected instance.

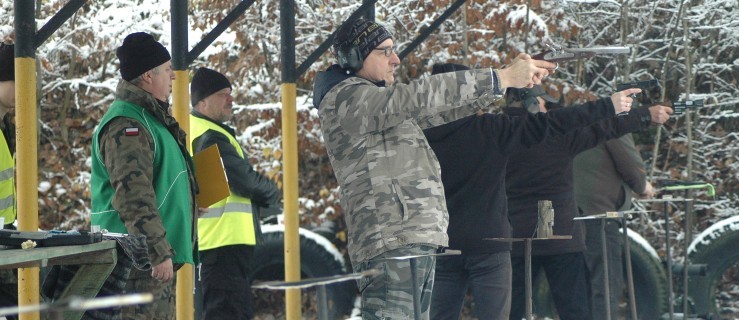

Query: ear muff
<box><xmin>524</xmin><ymin>96</ymin><xmax>540</xmax><ymax>113</ymax></box>
<box><xmin>337</xmin><ymin>45</ymin><xmax>363</xmax><ymax>72</ymax></box>
<box><xmin>507</xmin><ymin>88</ymin><xmax>541</xmax><ymax>113</ymax></box>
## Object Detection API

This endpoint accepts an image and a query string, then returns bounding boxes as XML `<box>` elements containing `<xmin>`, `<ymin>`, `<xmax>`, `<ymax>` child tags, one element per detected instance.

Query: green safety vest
<box><xmin>0</xmin><ymin>129</ymin><xmax>14</xmax><ymax>225</ymax></box>
<box><xmin>91</xmin><ymin>100</ymin><xmax>194</xmax><ymax>265</ymax></box>
<box><xmin>189</xmin><ymin>115</ymin><xmax>257</xmax><ymax>250</ymax></box>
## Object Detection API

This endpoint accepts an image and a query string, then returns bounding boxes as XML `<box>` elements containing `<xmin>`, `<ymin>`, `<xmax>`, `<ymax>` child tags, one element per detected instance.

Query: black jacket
<box><xmin>423</xmin><ymin>99</ymin><xmax>617</xmax><ymax>254</ymax></box>
<box><xmin>190</xmin><ymin>111</ymin><xmax>279</xmax><ymax>207</ymax></box>
<box><xmin>505</xmin><ymin>103</ymin><xmax>651</xmax><ymax>256</ymax></box>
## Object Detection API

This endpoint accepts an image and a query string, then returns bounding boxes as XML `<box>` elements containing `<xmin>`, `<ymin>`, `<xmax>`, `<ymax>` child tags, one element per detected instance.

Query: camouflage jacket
<box><xmin>93</xmin><ymin>80</ymin><xmax>198</xmax><ymax>266</ymax></box>
<box><xmin>314</xmin><ymin>65</ymin><xmax>498</xmax><ymax>263</ymax></box>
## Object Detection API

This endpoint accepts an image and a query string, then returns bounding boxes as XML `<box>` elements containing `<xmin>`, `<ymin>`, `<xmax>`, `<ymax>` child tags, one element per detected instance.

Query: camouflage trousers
<box><xmin>121</xmin><ymin>268</ymin><xmax>176</xmax><ymax>320</ymax></box>
<box><xmin>354</xmin><ymin>245</ymin><xmax>437</xmax><ymax>320</ymax></box>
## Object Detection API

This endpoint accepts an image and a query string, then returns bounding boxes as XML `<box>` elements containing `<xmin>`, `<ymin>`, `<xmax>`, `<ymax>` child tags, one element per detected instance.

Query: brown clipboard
<box><xmin>192</xmin><ymin>144</ymin><xmax>230</xmax><ymax>208</ymax></box>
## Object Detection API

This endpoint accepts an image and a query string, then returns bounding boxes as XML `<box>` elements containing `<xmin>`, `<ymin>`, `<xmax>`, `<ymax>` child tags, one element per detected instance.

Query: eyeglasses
<box><xmin>373</xmin><ymin>46</ymin><xmax>396</xmax><ymax>57</ymax></box>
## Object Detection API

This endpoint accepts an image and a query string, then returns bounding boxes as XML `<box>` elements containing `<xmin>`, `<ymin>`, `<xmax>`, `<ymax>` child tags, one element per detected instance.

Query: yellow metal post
<box><xmin>172</xmin><ymin>70</ymin><xmax>194</xmax><ymax>320</ymax></box>
<box><xmin>171</xmin><ymin>70</ymin><xmax>190</xmax><ymax>138</ymax></box>
<box><xmin>281</xmin><ymin>83</ymin><xmax>301</xmax><ymax>319</ymax></box>
<box><xmin>15</xmin><ymin>57</ymin><xmax>39</xmax><ymax>320</ymax></box>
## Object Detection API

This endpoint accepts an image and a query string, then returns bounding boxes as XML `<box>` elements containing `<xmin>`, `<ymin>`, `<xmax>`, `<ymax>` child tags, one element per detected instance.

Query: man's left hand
<box><xmin>610</xmin><ymin>88</ymin><xmax>640</xmax><ymax>114</ymax></box>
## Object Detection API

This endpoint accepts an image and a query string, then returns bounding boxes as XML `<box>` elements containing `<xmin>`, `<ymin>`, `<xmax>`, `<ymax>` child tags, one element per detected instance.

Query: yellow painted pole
<box><xmin>15</xmin><ymin>58</ymin><xmax>39</xmax><ymax>320</ymax></box>
<box><xmin>281</xmin><ymin>83</ymin><xmax>301</xmax><ymax>319</ymax></box>
<box><xmin>172</xmin><ymin>70</ymin><xmax>194</xmax><ymax>320</ymax></box>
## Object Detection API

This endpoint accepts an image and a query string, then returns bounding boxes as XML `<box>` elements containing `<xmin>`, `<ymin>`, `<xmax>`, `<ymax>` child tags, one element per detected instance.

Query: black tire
<box><xmin>688</xmin><ymin>216</ymin><xmax>739</xmax><ymax>318</ymax></box>
<box><xmin>249</xmin><ymin>228</ymin><xmax>356</xmax><ymax>319</ymax></box>
<box><xmin>627</xmin><ymin>231</ymin><xmax>669</xmax><ymax>319</ymax></box>
<box><xmin>531</xmin><ymin>231</ymin><xmax>668</xmax><ymax>319</ymax></box>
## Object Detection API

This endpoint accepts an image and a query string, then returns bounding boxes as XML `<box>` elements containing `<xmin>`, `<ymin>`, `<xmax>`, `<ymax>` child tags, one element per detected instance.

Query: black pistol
<box><xmin>0</xmin><ymin>229</ymin><xmax>102</xmax><ymax>247</ymax></box>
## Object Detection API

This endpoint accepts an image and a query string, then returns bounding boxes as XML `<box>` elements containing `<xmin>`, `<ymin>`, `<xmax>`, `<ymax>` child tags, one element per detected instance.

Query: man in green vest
<box><xmin>91</xmin><ymin>32</ymin><xmax>198</xmax><ymax>319</ymax></box>
<box><xmin>0</xmin><ymin>41</ymin><xmax>18</xmax><ymax>320</ymax></box>
<box><xmin>189</xmin><ymin>67</ymin><xmax>279</xmax><ymax>320</ymax></box>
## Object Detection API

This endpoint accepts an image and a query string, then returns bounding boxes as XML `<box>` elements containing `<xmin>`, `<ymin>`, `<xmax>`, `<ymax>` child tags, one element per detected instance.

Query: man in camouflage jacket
<box><xmin>91</xmin><ymin>32</ymin><xmax>198</xmax><ymax>320</ymax></box>
<box><xmin>312</xmin><ymin>18</ymin><xmax>555</xmax><ymax>319</ymax></box>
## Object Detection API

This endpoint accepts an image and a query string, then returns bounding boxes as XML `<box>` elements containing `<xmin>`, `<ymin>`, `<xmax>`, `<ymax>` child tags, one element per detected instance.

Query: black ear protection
<box><xmin>334</xmin><ymin>19</ymin><xmax>368</xmax><ymax>72</ymax></box>
<box><xmin>523</xmin><ymin>96</ymin><xmax>541</xmax><ymax>113</ymax></box>
<box><xmin>337</xmin><ymin>45</ymin><xmax>363</xmax><ymax>72</ymax></box>
<box><xmin>507</xmin><ymin>88</ymin><xmax>541</xmax><ymax>113</ymax></box>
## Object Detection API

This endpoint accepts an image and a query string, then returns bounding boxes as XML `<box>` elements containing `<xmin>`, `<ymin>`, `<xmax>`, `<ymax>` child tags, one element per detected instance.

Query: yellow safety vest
<box><xmin>189</xmin><ymin>115</ymin><xmax>257</xmax><ymax>250</ymax></box>
<box><xmin>0</xmin><ymin>129</ymin><xmax>14</xmax><ymax>225</ymax></box>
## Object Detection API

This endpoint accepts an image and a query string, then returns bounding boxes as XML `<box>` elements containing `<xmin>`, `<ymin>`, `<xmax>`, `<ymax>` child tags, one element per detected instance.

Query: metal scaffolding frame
<box><xmin>10</xmin><ymin>1</ymin><xmax>463</xmax><ymax>319</ymax></box>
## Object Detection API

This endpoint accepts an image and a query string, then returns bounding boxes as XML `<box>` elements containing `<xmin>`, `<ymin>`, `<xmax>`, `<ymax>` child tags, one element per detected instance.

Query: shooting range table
<box><xmin>0</xmin><ymin>240</ymin><xmax>117</xmax><ymax>320</ymax></box>
<box><xmin>253</xmin><ymin>269</ymin><xmax>381</xmax><ymax>320</ymax></box>
<box><xmin>253</xmin><ymin>250</ymin><xmax>463</xmax><ymax>320</ymax></box>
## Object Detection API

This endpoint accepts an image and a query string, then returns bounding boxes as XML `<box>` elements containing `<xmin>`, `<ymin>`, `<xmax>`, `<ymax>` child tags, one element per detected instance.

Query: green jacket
<box><xmin>91</xmin><ymin>80</ymin><xmax>197</xmax><ymax>265</ymax></box>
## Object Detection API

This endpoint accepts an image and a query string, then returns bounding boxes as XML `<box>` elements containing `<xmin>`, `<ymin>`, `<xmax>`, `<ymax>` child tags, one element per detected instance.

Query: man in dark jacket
<box><xmin>91</xmin><ymin>32</ymin><xmax>199</xmax><ymax>319</ymax></box>
<box><xmin>573</xmin><ymin>126</ymin><xmax>654</xmax><ymax>320</ymax></box>
<box><xmin>189</xmin><ymin>67</ymin><xmax>279</xmax><ymax>320</ymax></box>
<box><xmin>313</xmin><ymin>18</ymin><xmax>556</xmax><ymax>320</ymax></box>
<box><xmin>0</xmin><ymin>41</ymin><xmax>18</xmax><ymax>320</ymax></box>
<box><xmin>505</xmin><ymin>88</ymin><xmax>671</xmax><ymax>320</ymax></box>
<box><xmin>424</xmin><ymin>64</ymin><xmax>630</xmax><ymax>320</ymax></box>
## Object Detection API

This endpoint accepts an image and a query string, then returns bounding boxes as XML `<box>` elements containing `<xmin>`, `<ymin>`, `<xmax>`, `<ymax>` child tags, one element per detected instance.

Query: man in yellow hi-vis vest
<box><xmin>189</xmin><ymin>67</ymin><xmax>279</xmax><ymax>320</ymax></box>
<box><xmin>0</xmin><ymin>42</ymin><xmax>18</xmax><ymax>320</ymax></box>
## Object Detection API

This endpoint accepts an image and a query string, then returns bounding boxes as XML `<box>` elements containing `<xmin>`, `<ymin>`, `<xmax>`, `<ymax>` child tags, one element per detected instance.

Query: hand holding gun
<box><xmin>610</xmin><ymin>88</ymin><xmax>641</xmax><ymax>114</ymax></box>
<box><xmin>616</xmin><ymin>79</ymin><xmax>662</xmax><ymax>107</ymax></box>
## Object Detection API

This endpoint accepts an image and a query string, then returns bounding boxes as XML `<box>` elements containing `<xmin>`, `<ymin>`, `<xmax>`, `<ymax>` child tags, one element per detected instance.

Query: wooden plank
<box><xmin>59</xmin><ymin>248</ymin><xmax>118</xmax><ymax>320</ymax></box>
<box><xmin>0</xmin><ymin>240</ymin><xmax>117</xmax><ymax>269</ymax></box>
<box><xmin>0</xmin><ymin>240</ymin><xmax>119</xmax><ymax>320</ymax></box>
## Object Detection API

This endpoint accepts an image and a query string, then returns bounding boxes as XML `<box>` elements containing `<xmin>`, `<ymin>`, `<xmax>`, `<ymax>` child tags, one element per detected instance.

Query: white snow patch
<box><xmin>688</xmin><ymin>215</ymin><xmax>739</xmax><ymax>255</ymax></box>
<box><xmin>38</xmin><ymin>181</ymin><xmax>52</xmax><ymax>193</ymax></box>
<box><xmin>621</xmin><ymin>228</ymin><xmax>660</xmax><ymax>260</ymax></box>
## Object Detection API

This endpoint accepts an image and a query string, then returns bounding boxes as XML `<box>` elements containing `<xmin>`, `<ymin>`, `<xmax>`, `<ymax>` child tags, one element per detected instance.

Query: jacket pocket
<box><xmin>390</xmin><ymin>179</ymin><xmax>410</xmax><ymax>222</ymax></box>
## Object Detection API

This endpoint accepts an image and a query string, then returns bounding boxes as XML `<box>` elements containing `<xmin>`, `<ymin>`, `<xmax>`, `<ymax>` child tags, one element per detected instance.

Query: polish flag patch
<box><xmin>124</xmin><ymin>127</ymin><xmax>140</xmax><ymax>136</ymax></box>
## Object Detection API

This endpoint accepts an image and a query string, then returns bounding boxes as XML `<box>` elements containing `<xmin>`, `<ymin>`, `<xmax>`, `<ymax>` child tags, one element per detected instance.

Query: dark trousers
<box><xmin>584</xmin><ymin>220</ymin><xmax>624</xmax><ymax>320</ymax></box>
<box><xmin>0</xmin><ymin>269</ymin><xmax>18</xmax><ymax>320</ymax></box>
<box><xmin>431</xmin><ymin>251</ymin><xmax>512</xmax><ymax>320</ymax></box>
<box><xmin>199</xmin><ymin>245</ymin><xmax>255</xmax><ymax>320</ymax></box>
<box><xmin>510</xmin><ymin>252</ymin><xmax>592</xmax><ymax>320</ymax></box>
<box><xmin>1</xmin><ymin>224</ymin><xmax>18</xmax><ymax>320</ymax></box>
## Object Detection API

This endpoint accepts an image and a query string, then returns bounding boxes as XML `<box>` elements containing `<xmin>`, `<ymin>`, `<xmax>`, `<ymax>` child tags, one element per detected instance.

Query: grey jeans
<box><xmin>354</xmin><ymin>245</ymin><xmax>437</xmax><ymax>320</ymax></box>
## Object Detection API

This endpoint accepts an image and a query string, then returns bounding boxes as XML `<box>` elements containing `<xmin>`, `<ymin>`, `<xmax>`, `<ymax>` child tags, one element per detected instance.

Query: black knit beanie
<box><xmin>0</xmin><ymin>43</ymin><xmax>14</xmax><ymax>82</ymax></box>
<box><xmin>333</xmin><ymin>18</ymin><xmax>393</xmax><ymax>61</ymax></box>
<box><xmin>190</xmin><ymin>67</ymin><xmax>232</xmax><ymax>106</ymax></box>
<box><xmin>116</xmin><ymin>32</ymin><xmax>171</xmax><ymax>81</ymax></box>
<box><xmin>431</xmin><ymin>63</ymin><xmax>470</xmax><ymax>75</ymax></box>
